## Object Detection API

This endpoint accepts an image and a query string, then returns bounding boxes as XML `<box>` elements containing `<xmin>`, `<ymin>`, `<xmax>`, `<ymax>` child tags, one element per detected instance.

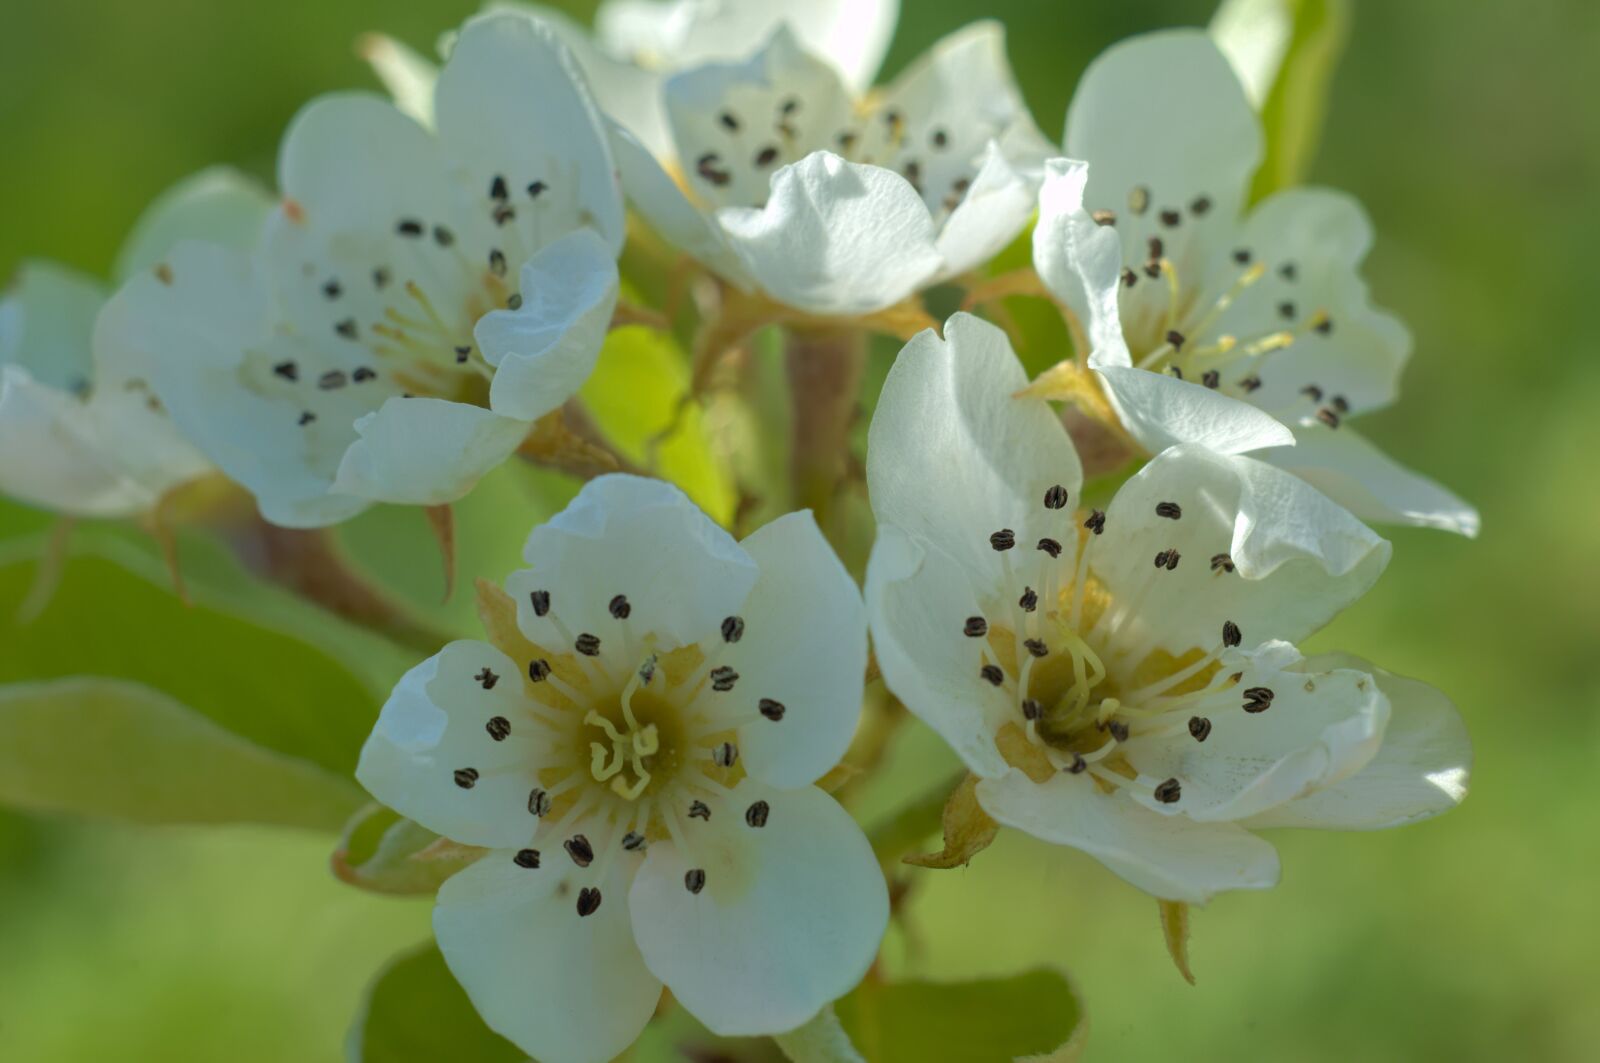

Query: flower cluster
<box><xmin>1</xmin><ymin>2</ymin><xmax>1475</xmax><ymax>1060</ymax></box>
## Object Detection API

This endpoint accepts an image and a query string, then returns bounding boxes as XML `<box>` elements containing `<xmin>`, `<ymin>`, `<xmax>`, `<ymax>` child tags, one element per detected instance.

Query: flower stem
<box><xmin>772</xmin><ymin>1004</ymin><xmax>867</xmax><ymax>1063</ymax></box>
<box><xmin>784</xmin><ymin>326</ymin><xmax>867</xmax><ymax>535</ymax></box>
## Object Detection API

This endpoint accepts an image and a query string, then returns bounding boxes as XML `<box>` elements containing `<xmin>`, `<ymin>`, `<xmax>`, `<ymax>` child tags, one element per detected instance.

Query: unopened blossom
<box><xmin>1033</xmin><ymin>29</ymin><xmax>1478</xmax><ymax>535</ymax></box>
<box><xmin>0</xmin><ymin>168</ymin><xmax>270</xmax><ymax>518</ymax></box>
<box><xmin>865</xmin><ymin>314</ymin><xmax>1470</xmax><ymax>902</ymax></box>
<box><xmin>103</xmin><ymin>14</ymin><xmax>624</xmax><ymax>528</ymax></box>
<box><xmin>613</xmin><ymin>21</ymin><xmax>1055</xmax><ymax>318</ymax></box>
<box><xmin>357</xmin><ymin>474</ymin><xmax>886</xmax><ymax>1063</ymax></box>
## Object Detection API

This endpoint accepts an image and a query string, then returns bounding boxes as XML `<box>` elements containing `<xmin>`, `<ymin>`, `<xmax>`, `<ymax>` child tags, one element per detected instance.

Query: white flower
<box><xmin>0</xmin><ymin>168</ymin><xmax>270</xmax><ymax>518</ymax></box>
<box><xmin>102</xmin><ymin>13</ymin><xmax>624</xmax><ymax>528</ymax></box>
<box><xmin>357</xmin><ymin>474</ymin><xmax>886</xmax><ymax>1063</ymax></box>
<box><xmin>1033</xmin><ymin>29</ymin><xmax>1478</xmax><ymax>536</ymax></box>
<box><xmin>864</xmin><ymin>314</ymin><xmax>1470</xmax><ymax>903</ymax></box>
<box><xmin>614</xmin><ymin>21</ymin><xmax>1055</xmax><ymax>317</ymax></box>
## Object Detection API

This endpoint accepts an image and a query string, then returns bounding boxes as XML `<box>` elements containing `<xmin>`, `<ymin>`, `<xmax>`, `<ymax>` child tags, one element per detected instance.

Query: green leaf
<box><xmin>1211</xmin><ymin>0</ymin><xmax>1352</xmax><ymax>201</ymax></box>
<box><xmin>581</xmin><ymin>324</ymin><xmax>738</xmax><ymax>526</ymax></box>
<box><xmin>0</xmin><ymin>533</ymin><xmax>400</xmax><ymax>778</ymax></box>
<box><xmin>332</xmin><ymin>804</ymin><xmax>483</xmax><ymax>896</ymax></box>
<box><xmin>347</xmin><ymin>942</ymin><xmax>523</xmax><ymax>1063</ymax></box>
<box><xmin>0</xmin><ymin>677</ymin><xmax>365</xmax><ymax>830</ymax></box>
<box><xmin>836</xmin><ymin>970</ymin><xmax>1086</xmax><ymax>1063</ymax></box>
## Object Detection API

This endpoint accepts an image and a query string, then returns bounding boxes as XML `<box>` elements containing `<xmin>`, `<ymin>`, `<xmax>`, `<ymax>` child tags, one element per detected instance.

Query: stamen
<box><xmin>759</xmin><ymin>698</ymin><xmax>786</xmax><ymax>721</ymax></box>
<box><xmin>1155</xmin><ymin>501</ymin><xmax>1182</xmax><ymax>520</ymax></box>
<box><xmin>576</xmin><ymin>887</ymin><xmax>602</xmax><ymax>917</ymax></box>
<box><xmin>453</xmin><ymin>767</ymin><xmax>479</xmax><ymax>789</ymax></box>
<box><xmin>745</xmin><ymin>800</ymin><xmax>770</xmax><ymax>828</ymax></box>
<box><xmin>1153</xmin><ymin>778</ymin><xmax>1182</xmax><ymax>803</ymax></box>
<box><xmin>514</xmin><ymin>848</ymin><xmax>541</xmax><ymax>868</ymax></box>
<box><xmin>1044</xmin><ymin>484</ymin><xmax>1069</xmax><ymax>509</ymax></box>
<box><xmin>964</xmin><ymin>616</ymin><xmax>989</xmax><ymax>637</ymax></box>
<box><xmin>475</xmin><ymin>667</ymin><xmax>499</xmax><ymax>690</ymax></box>
<box><xmin>990</xmin><ymin>529</ymin><xmax>1016</xmax><ymax>551</ymax></box>
<box><xmin>564</xmin><ymin>834</ymin><xmax>595</xmax><ymax>867</ymax></box>
<box><xmin>609</xmin><ymin>594</ymin><xmax>631</xmax><ymax>619</ymax></box>
<box><xmin>486</xmin><ymin>716</ymin><xmax>511</xmax><ymax>741</ymax></box>
<box><xmin>721</xmin><ymin>616</ymin><xmax>745</xmax><ymax>643</ymax></box>
<box><xmin>684</xmin><ymin>868</ymin><xmax>707</xmax><ymax>894</ymax></box>
<box><xmin>1188</xmin><ymin>716</ymin><xmax>1212</xmax><ymax>741</ymax></box>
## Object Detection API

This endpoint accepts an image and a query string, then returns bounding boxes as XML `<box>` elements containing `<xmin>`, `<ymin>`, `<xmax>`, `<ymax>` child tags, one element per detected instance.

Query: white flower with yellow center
<box><xmin>357</xmin><ymin>474</ymin><xmax>886</xmax><ymax>1063</ymax></box>
<box><xmin>0</xmin><ymin>168</ymin><xmax>269</xmax><ymax>518</ymax></box>
<box><xmin>102</xmin><ymin>14</ymin><xmax>624</xmax><ymax>528</ymax></box>
<box><xmin>1033</xmin><ymin>29</ymin><xmax>1478</xmax><ymax>536</ymax></box>
<box><xmin>865</xmin><ymin>314</ymin><xmax>1471</xmax><ymax>903</ymax></box>
<box><xmin>613</xmin><ymin>20</ymin><xmax>1055</xmax><ymax>317</ymax></box>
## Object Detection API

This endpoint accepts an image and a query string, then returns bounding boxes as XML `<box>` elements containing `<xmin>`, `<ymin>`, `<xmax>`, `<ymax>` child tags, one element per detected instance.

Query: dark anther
<box><xmin>475</xmin><ymin>666</ymin><xmax>499</xmax><ymax>690</ymax></box>
<box><xmin>759</xmin><ymin>698</ymin><xmax>786</xmax><ymax>721</ymax></box>
<box><xmin>1155</xmin><ymin>501</ymin><xmax>1183</xmax><ymax>520</ymax></box>
<box><xmin>486</xmin><ymin>716</ymin><xmax>511</xmax><ymax>741</ymax></box>
<box><xmin>396</xmin><ymin>218</ymin><xmax>423</xmax><ymax>238</ymax></box>
<box><xmin>1278</xmin><ymin>300</ymin><xmax>1298</xmax><ymax>320</ymax></box>
<box><xmin>506</xmin><ymin>293</ymin><xmax>523</xmax><ymax>310</ymax></box>
<box><xmin>990</xmin><ymin>529</ymin><xmax>1016</xmax><ymax>551</ymax></box>
<box><xmin>1314</xmin><ymin>316</ymin><xmax>1334</xmax><ymax>335</ymax></box>
<box><xmin>1331</xmin><ymin>394</ymin><xmax>1350</xmax><ymax>414</ymax></box>
<box><xmin>712</xmin><ymin>742</ymin><xmax>738</xmax><ymax>768</ymax></box>
<box><xmin>489</xmin><ymin>249</ymin><xmax>507</xmax><ymax>277</ymax></box>
<box><xmin>528</xmin><ymin>658</ymin><xmax>551</xmax><ymax>682</ymax></box>
<box><xmin>528</xmin><ymin>788</ymin><xmax>552</xmax><ymax>816</ymax></box>
<box><xmin>710</xmin><ymin>666</ymin><xmax>739</xmax><ymax>692</ymax></box>
<box><xmin>1202</xmin><ymin>369</ymin><xmax>1220</xmax><ymax>389</ymax></box>
<box><xmin>1168</xmin><ymin>365</ymin><xmax>1185</xmax><ymax>380</ymax></box>
<box><xmin>1232</xmin><ymin>248</ymin><xmax>1252</xmax><ymax>265</ymax></box>
<box><xmin>1188</xmin><ymin>716</ymin><xmax>1212</xmax><ymax>742</ymax></box>
<box><xmin>1154</xmin><ymin>778</ymin><xmax>1182</xmax><ymax>803</ymax></box>
<box><xmin>1279</xmin><ymin>262</ymin><xmax>1298</xmax><ymax>281</ymax></box>
<box><xmin>576</xmin><ymin>887</ymin><xmax>602</xmax><ymax>917</ymax></box>
<box><xmin>1239</xmin><ymin>375</ymin><xmax>1262</xmax><ymax>392</ymax></box>
<box><xmin>1143</xmin><ymin>260</ymin><xmax>1162</xmax><ymax>279</ymax></box>
<box><xmin>1147</xmin><ymin>236</ymin><xmax>1164</xmax><ymax>260</ymax></box>
<box><xmin>745</xmin><ymin>801</ymin><xmax>770</xmax><ymax>828</ymax></box>
<box><xmin>333</xmin><ymin>319</ymin><xmax>358</xmax><ymax>341</ymax></box>
<box><xmin>754</xmin><ymin>145</ymin><xmax>780</xmax><ymax>167</ymax></box>
<box><xmin>1154</xmin><ymin>549</ymin><xmax>1181</xmax><ymax>571</ymax></box>
<box><xmin>684</xmin><ymin>869</ymin><xmax>707</xmax><ymax>894</ymax></box>
<box><xmin>1037</xmin><ymin>537</ymin><xmax>1063</xmax><ymax>559</ymax></box>
<box><xmin>1159</xmin><ymin>208</ymin><xmax>1182</xmax><ymax>227</ymax></box>
<box><xmin>514</xmin><ymin>848</ymin><xmax>540</xmax><ymax>868</ymax></box>
<box><xmin>453</xmin><ymin>767</ymin><xmax>479</xmax><ymax>789</ymax></box>
<box><xmin>1301</xmin><ymin>384</ymin><xmax>1325</xmax><ymax>403</ymax></box>
<box><xmin>564</xmin><ymin>834</ymin><xmax>595</xmax><ymax>867</ymax></box>
<box><xmin>721</xmin><ymin>616</ymin><xmax>745</xmax><ymax>643</ymax></box>
<box><xmin>608</xmin><ymin>594</ymin><xmax>631</xmax><ymax>619</ymax></box>
<box><xmin>695</xmin><ymin>153</ymin><xmax>731</xmax><ymax>187</ymax></box>
<box><xmin>1024</xmin><ymin>638</ymin><xmax>1049</xmax><ymax>658</ymax></box>
<box><xmin>980</xmin><ymin>664</ymin><xmax>1005</xmax><ymax>687</ymax></box>
<box><xmin>1121</xmin><ymin>267</ymin><xmax>1138</xmax><ymax>288</ymax></box>
<box><xmin>964</xmin><ymin>616</ymin><xmax>989</xmax><ymax>638</ymax></box>
<box><xmin>432</xmin><ymin>225</ymin><xmax>455</xmax><ymax>247</ymax></box>
<box><xmin>1019</xmin><ymin>587</ymin><xmax>1038</xmax><ymax>612</ymax></box>
<box><xmin>1044</xmin><ymin>483</ymin><xmax>1069</xmax><ymax>509</ymax></box>
<box><xmin>836</xmin><ymin>130</ymin><xmax>858</xmax><ymax>149</ymax></box>
<box><xmin>1222</xmin><ymin>620</ymin><xmax>1242</xmax><ymax>648</ymax></box>
<box><xmin>719</xmin><ymin>111</ymin><xmax>740</xmax><ymax>131</ymax></box>
<box><xmin>490</xmin><ymin>174</ymin><xmax>508</xmax><ymax>201</ymax></box>
<box><xmin>932</xmin><ymin>127</ymin><xmax>949</xmax><ymax>148</ymax></box>
<box><xmin>373</xmin><ymin>267</ymin><xmax>391</xmax><ymax>289</ymax></box>
<box><xmin>1091</xmin><ymin>209</ymin><xmax>1116</xmax><ymax>226</ymax></box>
<box><xmin>527</xmin><ymin>181</ymin><xmax>547</xmax><ymax>198</ymax></box>
<box><xmin>297</xmin><ymin>411</ymin><xmax>316</xmax><ymax>426</ymax></box>
<box><xmin>1021</xmin><ymin>698</ymin><xmax>1042</xmax><ymax>721</ymax></box>
<box><xmin>1085</xmin><ymin>509</ymin><xmax>1106</xmax><ymax>535</ymax></box>
<box><xmin>352</xmin><ymin>366</ymin><xmax>377</xmax><ymax>383</ymax></box>
<box><xmin>622</xmin><ymin>832</ymin><xmax>647</xmax><ymax>851</ymax></box>
<box><xmin>1067</xmin><ymin>753</ymin><xmax>1088</xmax><ymax>774</ymax></box>
<box><xmin>688</xmin><ymin>801</ymin><xmax>711</xmax><ymax>821</ymax></box>
<box><xmin>1107</xmin><ymin>719</ymin><xmax>1130</xmax><ymax>742</ymax></box>
<box><xmin>530</xmin><ymin>589</ymin><xmax>551</xmax><ymax>616</ymax></box>
<box><xmin>319</xmin><ymin>369</ymin><xmax>348</xmax><ymax>390</ymax></box>
<box><xmin>322</xmin><ymin>279</ymin><xmax>342</xmax><ymax>300</ymax></box>
<box><xmin>1317</xmin><ymin>407</ymin><xmax>1342</xmax><ymax>429</ymax></box>
<box><xmin>1210</xmin><ymin>553</ymin><xmax>1236</xmax><ymax>573</ymax></box>
<box><xmin>272</xmin><ymin>360</ymin><xmax>299</xmax><ymax>382</ymax></box>
<box><xmin>1243</xmin><ymin>686</ymin><xmax>1276</xmax><ymax>713</ymax></box>
<box><xmin>575</xmin><ymin>633</ymin><xmax>601</xmax><ymax>657</ymax></box>
<box><xmin>1190</xmin><ymin>195</ymin><xmax>1212</xmax><ymax>215</ymax></box>
<box><xmin>454</xmin><ymin>345</ymin><xmax>472</xmax><ymax>364</ymax></box>
<box><xmin>493</xmin><ymin>204</ymin><xmax>516</xmax><ymax>226</ymax></box>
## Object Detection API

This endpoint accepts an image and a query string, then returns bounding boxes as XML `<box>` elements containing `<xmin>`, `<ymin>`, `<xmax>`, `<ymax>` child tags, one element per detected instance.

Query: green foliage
<box><xmin>0</xmin><ymin>677</ymin><xmax>364</xmax><ymax>831</ymax></box>
<box><xmin>347</xmin><ymin>943</ymin><xmax>523</xmax><ymax>1063</ymax></box>
<box><xmin>332</xmin><ymin>805</ymin><xmax>481</xmax><ymax>896</ymax></box>
<box><xmin>836</xmin><ymin>970</ymin><xmax>1085</xmax><ymax>1063</ymax></box>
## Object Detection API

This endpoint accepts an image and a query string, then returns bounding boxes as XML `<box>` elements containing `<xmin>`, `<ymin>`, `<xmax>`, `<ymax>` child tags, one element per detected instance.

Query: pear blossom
<box><xmin>0</xmin><ymin>168</ymin><xmax>270</xmax><ymax>518</ymax></box>
<box><xmin>865</xmin><ymin>314</ymin><xmax>1470</xmax><ymax>903</ymax></box>
<box><xmin>357</xmin><ymin>474</ymin><xmax>886</xmax><ymax>1063</ymax></box>
<box><xmin>101</xmin><ymin>13</ymin><xmax>624</xmax><ymax>528</ymax></box>
<box><xmin>1033</xmin><ymin>29</ymin><xmax>1478</xmax><ymax>536</ymax></box>
<box><xmin>614</xmin><ymin>21</ymin><xmax>1056</xmax><ymax>318</ymax></box>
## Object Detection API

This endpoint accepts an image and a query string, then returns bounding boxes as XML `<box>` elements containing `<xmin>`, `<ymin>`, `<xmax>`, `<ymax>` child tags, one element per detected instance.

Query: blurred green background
<box><xmin>2</xmin><ymin>0</ymin><xmax>1596</xmax><ymax>1060</ymax></box>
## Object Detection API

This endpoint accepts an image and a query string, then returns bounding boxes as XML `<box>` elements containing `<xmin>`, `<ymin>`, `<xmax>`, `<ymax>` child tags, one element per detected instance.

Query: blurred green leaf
<box><xmin>332</xmin><ymin>804</ymin><xmax>482</xmax><ymax>896</ymax></box>
<box><xmin>347</xmin><ymin>942</ymin><xmax>522</xmax><ymax>1063</ymax></box>
<box><xmin>0</xmin><ymin>677</ymin><xmax>364</xmax><ymax>830</ymax></box>
<box><xmin>581</xmin><ymin>324</ymin><xmax>738</xmax><ymax>526</ymax></box>
<box><xmin>1212</xmin><ymin>0</ymin><xmax>1351</xmax><ymax>201</ymax></box>
<box><xmin>837</xmin><ymin>970</ymin><xmax>1086</xmax><ymax>1063</ymax></box>
<box><xmin>0</xmin><ymin>534</ymin><xmax>397</xmax><ymax>777</ymax></box>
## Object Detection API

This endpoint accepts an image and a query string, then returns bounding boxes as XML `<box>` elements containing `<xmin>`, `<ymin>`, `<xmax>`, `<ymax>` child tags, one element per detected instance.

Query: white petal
<box><xmin>356</xmin><ymin>640</ymin><xmax>551</xmax><ymax>849</ymax></box>
<box><xmin>1064</xmin><ymin>29</ymin><xmax>1260</xmax><ymax>250</ymax></box>
<box><xmin>332</xmin><ymin>397</ymin><xmax>529</xmax><ymax>506</ymax></box>
<box><xmin>715</xmin><ymin>152</ymin><xmax>943</xmax><ymax>317</ymax></box>
<box><xmin>112</xmin><ymin>167</ymin><xmax>273</xmax><ymax>284</ymax></box>
<box><xmin>0</xmin><ymin>366</ymin><xmax>150</xmax><ymax>516</ymax></box>
<box><xmin>357</xmin><ymin>32</ymin><xmax>439</xmax><ymax>127</ymax></box>
<box><xmin>866</xmin><ymin>313</ymin><xmax>1082</xmax><ymax>580</ymax></box>
<box><xmin>663</xmin><ymin>27</ymin><xmax>854</xmax><ymax>212</ymax></box>
<box><xmin>1033</xmin><ymin>157</ymin><xmax>1131</xmax><ymax>367</ymax></box>
<box><xmin>437</xmin><ymin>12</ymin><xmax>625</xmax><ymax>253</ymax></box>
<box><xmin>508</xmin><ymin>474</ymin><xmax>759</xmax><ymax>653</ymax></box>
<box><xmin>1262</xmin><ymin>424</ymin><xmax>1479</xmax><ymax>537</ymax></box>
<box><xmin>477</xmin><ymin>229</ymin><xmax>619</xmax><ymax>421</ymax></box>
<box><xmin>628</xmin><ymin>780</ymin><xmax>887</xmax><ymax>1036</ymax></box>
<box><xmin>1088</xmin><ymin>444</ymin><xmax>1389</xmax><ymax>656</ymax></box>
<box><xmin>1245</xmin><ymin>654</ymin><xmax>1471</xmax><ymax>830</ymax></box>
<box><xmin>1210</xmin><ymin>0</ymin><xmax>1294</xmax><ymax>107</ymax></box>
<box><xmin>865</xmin><ymin>525</ymin><xmax>1011</xmax><ymax>778</ymax></box>
<box><xmin>1216</xmin><ymin>188</ymin><xmax>1410</xmax><ymax>421</ymax></box>
<box><xmin>435</xmin><ymin>847</ymin><xmax>662</xmax><ymax>1063</ymax></box>
<box><xmin>1121</xmin><ymin>647</ymin><xmax>1390</xmax><ymax>822</ymax></box>
<box><xmin>723</xmin><ymin>511</ymin><xmax>866</xmax><ymax>788</ymax></box>
<box><xmin>0</xmin><ymin>260</ymin><xmax>103</xmax><ymax>392</ymax></box>
<box><xmin>1094</xmin><ymin>364</ymin><xmax>1295</xmax><ymax>455</ymax></box>
<box><xmin>935</xmin><ymin>142</ymin><xmax>1039</xmax><ymax>278</ymax></box>
<box><xmin>976</xmin><ymin>769</ymin><xmax>1280</xmax><ymax>903</ymax></box>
